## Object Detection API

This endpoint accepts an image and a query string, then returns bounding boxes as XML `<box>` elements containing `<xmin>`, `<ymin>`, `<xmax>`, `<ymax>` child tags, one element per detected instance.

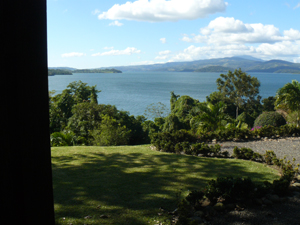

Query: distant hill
<box><xmin>194</xmin><ymin>66</ymin><xmax>234</xmax><ymax>72</ymax></box>
<box><xmin>102</xmin><ymin>57</ymin><xmax>300</xmax><ymax>74</ymax></box>
<box><xmin>73</xmin><ymin>68</ymin><xmax>122</xmax><ymax>73</ymax></box>
<box><xmin>246</xmin><ymin>60</ymin><xmax>300</xmax><ymax>73</ymax></box>
<box><xmin>48</xmin><ymin>69</ymin><xmax>73</xmax><ymax>76</ymax></box>
<box><xmin>50</xmin><ymin>57</ymin><xmax>300</xmax><ymax>74</ymax></box>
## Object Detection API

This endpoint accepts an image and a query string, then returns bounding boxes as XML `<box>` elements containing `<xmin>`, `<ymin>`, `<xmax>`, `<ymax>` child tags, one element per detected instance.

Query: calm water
<box><xmin>48</xmin><ymin>72</ymin><xmax>300</xmax><ymax>116</ymax></box>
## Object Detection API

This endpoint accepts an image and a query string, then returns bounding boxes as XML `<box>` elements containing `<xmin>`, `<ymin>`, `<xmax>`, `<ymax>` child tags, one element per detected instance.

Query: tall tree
<box><xmin>275</xmin><ymin>80</ymin><xmax>300</xmax><ymax>126</ymax></box>
<box><xmin>216</xmin><ymin>69</ymin><xmax>261</xmax><ymax>119</ymax></box>
<box><xmin>192</xmin><ymin>101</ymin><xmax>228</xmax><ymax>132</ymax></box>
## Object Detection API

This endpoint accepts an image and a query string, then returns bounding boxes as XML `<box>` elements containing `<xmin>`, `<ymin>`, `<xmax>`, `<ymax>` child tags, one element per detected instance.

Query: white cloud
<box><xmin>92</xmin><ymin>47</ymin><xmax>141</xmax><ymax>56</ymax></box>
<box><xmin>158</xmin><ymin>50</ymin><xmax>171</xmax><ymax>55</ymax></box>
<box><xmin>171</xmin><ymin>40</ymin><xmax>300</xmax><ymax>63</ymax></box>
<box><xmin>98</xmin><ymin>0</ymin><xmax>228</xmax><ymax>22</ymax></box>
<box><xmin>160</xmin><ymin>38</ymin><xmax>166</xmax><ymax>43</ymax></box>
<box><xmin>182</xmin><ymin>17</ymin><xmax>300</xmax><ymax>45</ymax></box>
<box><xmin>256</xmin><ymin>41</ymin><xmax>300</xmax><ymax>56</ymax></box>
<box><xmin>293</xmin><ymin>3</ymin><xmax>300</xmax><ymax>9</ymax></box>
<box><xmin>61</xmin><ymin>52</ymin><xmax>86</xmax><ymax>58</ymax></box>
<box><xmin>155</xmin><ymin>50</ymin><xmax>171</xmax><ymax>60</ymax></box>
<box><xmin>171</xmin><ymin>44</ymin><xmax>252</xmax><ymax>61</ymax></box>
<box><xmin>92</xmin><ymin>9</ymin><xmax>101</xmax><ymax>15</ymax></box>
<box><xmin>104</xmin><ymin>46</ymin><xmax>114</xmax><ymax>50</ymax></box>
<box><xmin>109</xmin><ymin>20</ymin><xmax>123</xmax><ymax>26</ymax></box>
<box><xmin>155</xmin><ymin>55</ymin><xmax>168</xmax><ymax>60</ymax></box>
<box><xmin>283</xmin><ymin>28</ymin><xmax>300</xmax><ymax>40</ymax></box>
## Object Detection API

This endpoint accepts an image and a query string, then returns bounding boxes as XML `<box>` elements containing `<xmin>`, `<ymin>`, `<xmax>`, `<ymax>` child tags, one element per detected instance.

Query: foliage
<box><xmin>204</xmin><ymin>176</ymin><xmax>255</xmax><ymax>203</ymax></box>
<box><xmin>90</xmin><ymin>115</ymin><xmax>131</xmax><ymax>146</ymax></box>
<box><xmin>50</xmin><ymin>131</ymin><xmax>79</xmax><ymax>146</ymax></box>
<box><xmin>162</xmin><ymin>113</ymin><xmax>186</xmax><ymax>132</ymax></box>
<box><xmin>286</xmin><ymin>110</ymin><xmax>300</xmax><ymax>126</ymax></box>
<box><xmin>151</xmin><ymin>130</ymin><xmax>197</xmax><ymax>152</ymax></box>
<box><xmin>169</xmin><ymin>93</ymin><xmax>201</xmax><ymax>129</ymax></box>
<box><xmin>49</xmin><ymin>81</ymin><xmax>100</xmax><ymax>133</ymax></box>
<box><xmin>262</xmin><ymin>96</ymin><xmax>276</xmax><ymax>111</ymax></box>
<box><xmin>233</xmin><ymin>147</ymin><xmax>264</xmax><ymax>162</ymax></box>
<box><xmin>206</xmin><ymin>91</ymin><xmax>237</xmax><ymax>119</ymax></box>
<box><xmin>275</xmin><ymin>80</ymin><xmax>300</xmax><ymax>126</ymax></box>
<box><xmin>254</xmin><ymin>111</ymin><xmax>286</xmax><ymax>128</ymax></box>
<box><xmin>143</xmin><ymin>102</ymin><xmax>170</xmax><ymax>120</ymax></box>
<box><xmin>192</xmin><ymin>101</ymin><xmax>229</xmax><ymax>132</ymax></box>
<box><xmin>216</xmin><ymin>69</ymin><xmax>261</xmax><ymax>118</ymax></box>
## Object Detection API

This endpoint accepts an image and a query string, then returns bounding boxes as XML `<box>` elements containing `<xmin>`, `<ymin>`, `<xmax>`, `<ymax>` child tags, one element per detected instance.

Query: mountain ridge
<box><xmin>50</xmin><ymin>57</ymin><xmax>300</xmax><ymax>74</ymax></box>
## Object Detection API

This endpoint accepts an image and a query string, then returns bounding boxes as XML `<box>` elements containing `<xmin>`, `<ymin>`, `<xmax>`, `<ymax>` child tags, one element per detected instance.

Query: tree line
<box><xmin>49</xmin><ymin>69</ymin><xmax>300</xmax><ymax>146</ymax></box>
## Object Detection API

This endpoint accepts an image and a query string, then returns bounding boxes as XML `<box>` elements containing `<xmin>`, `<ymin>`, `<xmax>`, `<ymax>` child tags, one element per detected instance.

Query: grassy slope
<box><xmin>52</xmin><ymin>145</ymin><xmax>280</xmax><ymax>225</ymax></box>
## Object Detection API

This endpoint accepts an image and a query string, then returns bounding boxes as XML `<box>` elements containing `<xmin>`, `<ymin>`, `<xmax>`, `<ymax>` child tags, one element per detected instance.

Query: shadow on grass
<box><xmin>51</xmin><ymin>146</ymin><xmax>279</xmax><ymax>225</ymax></box>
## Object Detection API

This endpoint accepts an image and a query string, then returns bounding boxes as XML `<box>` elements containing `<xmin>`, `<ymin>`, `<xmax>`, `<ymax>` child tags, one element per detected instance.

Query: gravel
<box><xmin>216</xmin><ymin>137</ymin><xmax>300</xmax><ymax>166</ymax></box>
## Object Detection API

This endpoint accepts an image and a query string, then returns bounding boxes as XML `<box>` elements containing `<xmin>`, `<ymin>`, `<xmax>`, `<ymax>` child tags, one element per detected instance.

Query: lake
<box><xmin>48</xmin><ymin>72</ymin><xmax>300</xmax><ymax>117</ymax></box>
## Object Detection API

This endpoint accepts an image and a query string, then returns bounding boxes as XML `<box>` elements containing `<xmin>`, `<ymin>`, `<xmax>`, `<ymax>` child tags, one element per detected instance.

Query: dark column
<box><xmin>1</xmin><ymin>1</ymin><xmax>55</xmax><ymax>224</ymax></box>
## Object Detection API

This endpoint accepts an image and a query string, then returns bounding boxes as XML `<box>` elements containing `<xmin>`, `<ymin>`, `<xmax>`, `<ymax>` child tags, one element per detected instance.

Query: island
<box><xmin>73</xmin><ymin>68</ymin><xmax>122</xmax><ymax>73</ymax></box>
<box><xmin>48</xmin><ymin>69</ymin><xmax>73</xmax><ymax>76</ymax></box>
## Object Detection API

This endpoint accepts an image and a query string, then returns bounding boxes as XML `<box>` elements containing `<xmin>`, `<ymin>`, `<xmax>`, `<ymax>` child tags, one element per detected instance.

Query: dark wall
<box><xmin>1</xmin><ymin>1</ymin><xmax>55</xmax><ymax>224</ymax></box>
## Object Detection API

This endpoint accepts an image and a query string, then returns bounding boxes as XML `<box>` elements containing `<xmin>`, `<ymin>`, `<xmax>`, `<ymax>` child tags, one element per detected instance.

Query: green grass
<box><xmin>52</xmin><ymin>145</ymin><xmax>280</xmax><ymax>225</ymax></box>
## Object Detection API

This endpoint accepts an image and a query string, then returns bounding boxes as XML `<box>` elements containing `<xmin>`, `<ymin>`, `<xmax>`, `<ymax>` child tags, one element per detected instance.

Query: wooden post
<box><xmin>1</xmin><ymin>1</ymin><xmax>55</xmax><ymax>224</ymax></box>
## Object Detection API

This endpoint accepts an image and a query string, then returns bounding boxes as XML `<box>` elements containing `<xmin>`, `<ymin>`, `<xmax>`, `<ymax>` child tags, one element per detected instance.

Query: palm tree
<box><xmin>275</xmin><ymin>80</ymin><xmax>300</xmax><ymax>127</ymax></box>
<box><xmin>191</xmin><ymin>101</ymin><xmax>228</xmax><ymax>132</ymax></box>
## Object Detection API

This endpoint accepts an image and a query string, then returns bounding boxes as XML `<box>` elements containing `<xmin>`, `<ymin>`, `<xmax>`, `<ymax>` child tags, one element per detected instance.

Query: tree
<box><xmin>90</xmin><ymin>115</ymin><xmax>131</xmax><ymax>146</ymax></box>
<box><xmin>66</xmin><ymin>80</ymin><xmax>100</xmax><ymax>104</ymax></box>
<box><xmin>191</xmin><ymin>101</ymin><xmax>228</xmax><ymax>132</ymax></box>
<box><xmin>144</xmin><ymin>102</ymin><xmax>170</xmax><ymax>120</ymax></box>
<box><xmin>275</xmin><ymin>80</ymin><xmax>300</xmax><ymax>127</ymax></box>
<box><xmin>49</xmin><ymin>81</ymin><xmax>101</xmax><ymax>133</ymax></box>
<box><xmin>262</xmin><ymin>96</ymin><xmax>276</xmax><ymax>111</ymax></box>
<box><xmin>216</xmin><ymin>69</ymin><xmax>261</xmax><ymax>119</ymax></box>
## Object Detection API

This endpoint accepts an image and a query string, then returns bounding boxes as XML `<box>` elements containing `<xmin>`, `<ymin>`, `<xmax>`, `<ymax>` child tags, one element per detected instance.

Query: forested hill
<box><xmin>48</xmin><ymin>69</ymin><xmax>73</xmax><ymax>76</ymax></box>
<box><xmin>73</xmin><ymin>68</ymin><xmax>122</xmax><ymax>73</ymax></box>
<box><xmin>48</xmin><ymin>68</ymin><xmax>122</xmax><ymax>75</ymax></box>
<box><xmin>102</xmin><ymin>57</ymin><xmax>300</xmax><ymax>73</ymax></box>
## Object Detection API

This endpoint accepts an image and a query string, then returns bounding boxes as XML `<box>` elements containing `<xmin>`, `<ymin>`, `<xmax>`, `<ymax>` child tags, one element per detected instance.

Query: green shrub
<box><xmin>50</xmin><ymin>131</ymin><xmax>78</xmax><ymax>146</ymax></box>
<box><xmin>264</xmin><ymin>150</ymin><xmax>277</xmax><ymax>165</ymax></box>
<box><xmin>204</xmin><ymin>177</ymin><xmax>255</xmax><ymax>203</ymax></box>
<box><xmin>233</xmin><ymin>147</ymin><xmax>264</xmax><ymax>162</ymax></box>
<box><xmin>254</xmin><ymin>111</ymin><xmax>286</xmax><ymax>128</ymax></box>
<box><xmin>151</xmin><ymin>130</ymin><xmax>196</xmax><ymax>152</ymax></box>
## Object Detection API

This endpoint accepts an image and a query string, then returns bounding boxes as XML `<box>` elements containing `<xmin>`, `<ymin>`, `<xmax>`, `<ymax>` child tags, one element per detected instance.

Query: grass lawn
<box><xmin>52</xmin><ymin>145</ymin><xmax>280</xmax><ymax>225</ymax></box>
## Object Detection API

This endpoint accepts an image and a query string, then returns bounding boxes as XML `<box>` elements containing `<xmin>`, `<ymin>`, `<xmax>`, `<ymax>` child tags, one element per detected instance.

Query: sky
<box><xmin>47</xmin><ymin>0</ymin><xmax>300</xmax><ymax>69</ymax></box>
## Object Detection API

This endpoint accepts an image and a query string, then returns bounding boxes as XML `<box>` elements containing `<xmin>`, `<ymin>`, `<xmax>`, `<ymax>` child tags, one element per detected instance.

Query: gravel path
<box><xmin>215</xmin><ymin>137</ymin><xmax>300</xmax><ymax>166</ymax></box>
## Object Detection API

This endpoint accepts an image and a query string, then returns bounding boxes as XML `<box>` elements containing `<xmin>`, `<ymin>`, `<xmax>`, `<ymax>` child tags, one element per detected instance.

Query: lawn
<box><xmin>52</xmin><ymin>145</ymin><xmax>280</xmax><ymax>225</ymax></box>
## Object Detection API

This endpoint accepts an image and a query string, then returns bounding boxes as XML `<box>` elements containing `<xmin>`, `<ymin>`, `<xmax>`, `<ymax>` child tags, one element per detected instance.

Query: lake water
<box><xmin>48</xmin><ymin>72</ymin><xmax>300</xmax><ymax>117</ymax></box>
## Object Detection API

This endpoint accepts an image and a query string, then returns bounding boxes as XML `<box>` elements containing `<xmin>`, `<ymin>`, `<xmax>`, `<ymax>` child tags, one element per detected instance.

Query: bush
<box><xmin>254</xmin><ymin>111</ymin><xmax>286</xmax><ymax>128</ymax></box>
<box><xmin>233</xmin><ymin>147</ymin><xmax>264</xmax><ymax>162</ymax></box>
<box><xmin>204</xmin><ymin>177</ymin><xmax>255</xmax><ymax>203</ymax></box>
<box><xmin>50</xmin><ymin>131</ymin><xmax>78</xmax><ymax>146</ymax></box>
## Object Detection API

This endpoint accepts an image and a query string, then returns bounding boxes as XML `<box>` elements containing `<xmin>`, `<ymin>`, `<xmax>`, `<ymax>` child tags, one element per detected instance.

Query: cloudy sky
<box><xmin>47</xmin><ymin>0</ymin><xmax>300</xmax><ymax>69</ymax></box>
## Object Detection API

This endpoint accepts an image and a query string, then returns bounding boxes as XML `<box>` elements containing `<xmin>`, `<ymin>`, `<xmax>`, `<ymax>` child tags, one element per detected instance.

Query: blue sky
<box><xmin>47</xmin><ymin>0</ymin><xmax>300</xmax><ymax>69</ymax></box>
